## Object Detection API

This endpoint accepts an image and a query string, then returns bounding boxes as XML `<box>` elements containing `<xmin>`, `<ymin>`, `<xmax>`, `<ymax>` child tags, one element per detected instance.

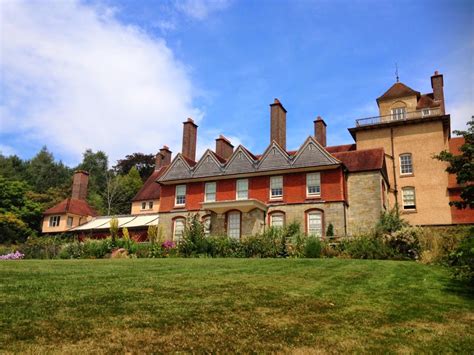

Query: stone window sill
<box><xmin>400</xmin><ymin>173</ymin><xmax>415</xmax><ymax>178</ymax></box>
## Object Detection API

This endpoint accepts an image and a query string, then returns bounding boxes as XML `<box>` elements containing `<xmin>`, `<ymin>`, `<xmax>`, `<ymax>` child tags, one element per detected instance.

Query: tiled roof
<box><xmin>332</xmin><ymin>148</ymin><xmax>385</xmax><ymax>172</ymax></box>
<box><xmin>182</xmin><ymin>155</ymin><xmax>197</xmax><ymax>167</ymax></box>
<box><xmin>43</xmin><ymin>198</ymin><xmax>98</xmax><ymax>216</ymax></box>
<box><xmin>132</xmin><ymin>166</ymin><xmax>168</xmax><ymax>201</ymax></box>
<box><xmin>326</xmin><ymin>144</ymin><xmax>356</xmax><ymax>153</ymax></box>
<box><xmin>416</xmin><ymin>94</ymin><xmax>440</xmax><ymax>109</ymax></box>
<box><xmin>377</xmin><ymin>82</ymin><xmax>420</xmax><ymax>103</ymax></box>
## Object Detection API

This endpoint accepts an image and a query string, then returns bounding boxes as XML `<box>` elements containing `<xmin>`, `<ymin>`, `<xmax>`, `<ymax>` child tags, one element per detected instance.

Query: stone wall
<box><xmin>346</xmin><ymin>171</ymin><xmax>384</xmax><ymax>235</ymax></box>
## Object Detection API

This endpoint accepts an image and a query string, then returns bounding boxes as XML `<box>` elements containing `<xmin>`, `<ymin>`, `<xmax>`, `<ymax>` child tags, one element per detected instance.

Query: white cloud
<box><xmin>175</xmin><ymin>0</ymin><xmax>231</xmax><ymax>20</ymax></box>
<box><xmin>0</xmin><ymin>0</ymin><xmax>203</xmax><ymax>165</ymax></box>
<box><xmin>0</xmin><ymin>144</ymin><xmax>16</xmax><ymax>156</ymax></box>
<box><xmin>450</xmin><ymin>101</ymin><xmax>473</xmax><ymax>135</ymax></box>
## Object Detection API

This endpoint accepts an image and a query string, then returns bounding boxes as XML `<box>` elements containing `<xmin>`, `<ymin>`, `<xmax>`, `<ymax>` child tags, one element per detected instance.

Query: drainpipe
<box><xmin>390</xmin><ymin>128</ymin><xmax>399</xmax><ymax>208</ymax></box>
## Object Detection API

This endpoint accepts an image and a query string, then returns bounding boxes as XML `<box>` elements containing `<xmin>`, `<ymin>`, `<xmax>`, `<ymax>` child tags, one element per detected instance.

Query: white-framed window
<box><xmin>202</xmin><ymin>216</ymin><xmax>211</xmax><ymax>236</ymax></box>
<box><xmin>270</xmin><ymin>176</ymin><xmax>283</xmax><ymax>199</ymax></box>
<box><xmin>270</xmin><ymin>213</ymin><xmax>285</xmax><ymax>228</ymax></box>
<box><xmin>422</xmin><ymin>108</ymin><xmax>430</xmax><ymax>117</ymax></box>
<box><xmin>173</xmin><ymin>218</ymin><xmax>186</xmax><ymax>241</ymax></box>
<box><xmin>148</xmin><ymin>201</ymin><xmax>154</xmax><ymax>209</ymax></box>
<box><xmin>67</xmin><ymin>216</ymin><xmax>73</xmax><ymax>227</ymax></box>
<box><xmin>227</xmin><ymin>211</ymin><xmax>241</xmax><ymax>239</ymax></box>
<box><xmin>236</xmin><ymin>179</ymin><xmax>248</xmax><ymax>200</ymax></box>
<box><xmin>141</xmin><ymin>202</ymin><xmax>146</xmax><ymax>210</ymax></box>
<box><xmin>175</xmin><ymin>185</ymin><xmax>186</xmax><ymax>206</ymax></box>
<box><xmin>402</xmin><ymin>187</ymin><xmax>416</xmax><ymax>210</ymax></box>
<box><xmin>307</xmin><ymin>211</ymin><xmax>323</xmax><ymax>237</ymax></box>
<box><xmin>391</xmin><ymin>107</ymin><xmax>406</xmax><ymax>120</ymax></box>
<box><xmin>400</xmin><ymin>153</ymin><xmax>413</xmax><ymax>175</ymax></box>
<box><xmin>49</xmin><ymin>215</ymin><xmax>60</xmax><ymax>227</ymax></box>
<box><xmin>306</xmin><ymin>173</ymin><xmax>321</xmax><ymax>197</ymax></box>
<box><xmin>205</xmin><ymin>182</ymin><xmax>216</xmax><ymax>202</ymax></box>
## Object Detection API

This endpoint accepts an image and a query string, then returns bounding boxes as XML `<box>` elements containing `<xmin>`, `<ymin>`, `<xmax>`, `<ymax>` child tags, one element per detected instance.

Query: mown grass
<box><xmin>0</xmin><ymin>258</ymin><xmax>473</xmax><ymax>353</ymax></box>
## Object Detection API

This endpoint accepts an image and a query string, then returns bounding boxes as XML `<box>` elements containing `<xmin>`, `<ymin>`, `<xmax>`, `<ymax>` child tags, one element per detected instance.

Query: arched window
<box><xmin>305</xmin><ymin>209</ymin><xmax>323</xmax><ymax>237</ymax></box>
<box><xmin>269</xmin><ymin>211</ymin><xmax>285</xmax><ymax>228</ymax></box>
<box><xmin>402</xmin><ymin>187</ymin><xmax>416</xmax><ymax>210</ymax></box>
<box><xmin>399</xmin><ymin>153</ymin><xmax>413</xmax><ymax>175</ymax></box>
<box><xmin>390</xmin><ymin>101</ymin><xmax>407</xmax><ymax>120</ymax></box>
<box><xmin>173</xmin><ymin>217</ymin><xmax>186</xmax><ymax>241</ymax></box>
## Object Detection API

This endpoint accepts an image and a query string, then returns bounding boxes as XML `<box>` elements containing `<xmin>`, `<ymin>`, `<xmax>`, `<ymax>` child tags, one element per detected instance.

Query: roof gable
<box><xmin>377</xmin><ymin>82</ymin><xmax>420</xmax><ymax>103</ymax></box>
<box><xmin>193</xmin><ymin>149</ymin><xmax>224</xmax><ymax>178</ymax></box>
<box><xmin>258</xmin><ymin>141</ymin><xmax>291</xmax><ymax>171</ymax></box>
<box><xmin>292</xmin><ymin>136</ymin><xmax>340</xmax><ymax>168</ymax></box>
<box><xmin>158</xmin><ymin>154</ymin><xmax>192</xmax><ymax>181</ymax></box>
<box><xmin>225</xmin><ymin>145</ymin><xmax>256</xmax><ymax>175</ymax></box>
<box><xmin>44</xmin><ymin>198</ymin><xmax>98</xmax><ymax>216</ymax></box>
<box><xmin>132</xmin><ymin>166</ymin><xmax>167</xmax><ymax>201</ymax></box>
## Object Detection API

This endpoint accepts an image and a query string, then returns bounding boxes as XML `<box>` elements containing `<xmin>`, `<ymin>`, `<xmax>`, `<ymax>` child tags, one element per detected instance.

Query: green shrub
<box><xmin>383</xmin><ymin>226</ymin><xmax>421</xmax><ymax>260</ymax></box>
<box><xmin>376</xmin><ymin>208</ymin><xmax>408</xmax><ymax>235</ymax></box>
<box><xmin>304</xmin><ymin>237</ymin><xmax>322</xmax><ymax>258</ymax></box>
<box><xmin>59</xmin><ymin>241</ymin><xmax>84</xmax><ymax>259</ymax></box>
<box><xmin>178</xmin><ymin>214</ymin><xmax>206</xmax><ymax>257</ymax></box>
<box><xmin>447</xmin><ymin>232</ymin><xmax>474</xmax><ymax>283</ymax></box>
<box><xmin>205</xmin><ymin>235</ymin><xmax>243</xmax><ymax>257</ymax></box>
<box><xmin>110</xmin><ymin>217</ymin><xmax>119</xmax><ymax>243</ymax></box>
<box><xmin>418</xmin><ymin>227</ymin><xmax>467</xmax><ymax>264</ymax></box>
<box><xmin>82</xmin><ymin>238</ymin><xmax>113</xmax><ymax>258</ymax></box>
<box><xmin>242</xmin><ymin>227</ymin><xmax>282</xmax><ymax>258</ymax></box>
<box><xmin>326</xmin><ymin>223</ymin><xmax>334</xmax><ymax>238</ymax></box>
<box><xmin>19</xmin><ymin>235</ymin><xmax>69</xmax><ymax>259</ymax></box>
<box><xmin>340</xmin><ymin>235</ymin><xmax>393</xmax><ymax>260</ymax></box>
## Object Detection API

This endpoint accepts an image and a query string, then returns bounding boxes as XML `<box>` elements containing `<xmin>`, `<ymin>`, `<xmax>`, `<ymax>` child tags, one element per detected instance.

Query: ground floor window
<box><xmin>49</xmin><ymin>215</ymin><xmax>60</xmax><ymax>227</ymax></box>
<box><xmin>227</xmin><ymin>211</ymin><xmax>241</xmax><ymax>239</ymax></box>
<box><xmin>173</xmin><ymin>218</ymin><xmax>186</xmax><ymax>241</ymax></box>
<box><xmin>402</xmin><ymin>187</ymin><xmax>416</xmax><ymax>210</ymax></box>
<box><xmin>202</xmin><ymin>215</ymin><xmax>211</xmax><ymax>236</ymax></box>
<box><xmin>270</xmin><ymin>212</ymin><xmax>285</xmax><ymax>228</ymax></box>
<box><xmin>307</xmin><ymin>211</ymin><xmax>323</xmax><ymax>237</ymax></box>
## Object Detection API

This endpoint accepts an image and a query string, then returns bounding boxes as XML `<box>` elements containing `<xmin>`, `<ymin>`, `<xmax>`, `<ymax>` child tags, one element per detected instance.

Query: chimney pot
<box><xmin>270</xmin><ymin>98</ymin><xmax>287</xmax><ymax>149</ymax></box>
<box><xmin>314</xmin><ymin>116</ymin><xmax>327</xmax><ymax>147</ymax></box>
<box><xmin>156</xmin><ymin>146</ymin><xmax>172</xmax><ymax>170</ymax></box>
<box><xmin>71</xmin><ymin>170</ymin><xmax>89</xmax><ymax>200</ymax></box>
<box><xmin>215</xmin><ymin>135</ymin><xmax>234</xmax><ymax>160</ymax></box>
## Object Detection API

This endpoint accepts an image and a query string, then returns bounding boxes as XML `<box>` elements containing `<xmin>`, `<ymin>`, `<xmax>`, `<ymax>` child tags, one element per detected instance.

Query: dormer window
<box><xmin>391</xmin><ymin>107</ymin><xmax>406</xmax><ymax>120</ymax></box>
<box><xmin>422</xmin><ymin>109</ymin><xmax>430</xmax><ymax>117</ymax></box>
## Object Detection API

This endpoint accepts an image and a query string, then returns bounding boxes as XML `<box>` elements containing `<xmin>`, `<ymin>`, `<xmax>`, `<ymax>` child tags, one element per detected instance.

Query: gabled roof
<box><xmin>332</xmin><ymin>148</ymin><xmax>385</xmax><ymax>172</ymax></box>
<box><xmin>377</xmin><ymin>82</ymin><xmax>420</xmax><ymax>104</ymax></box>
<box><xmin>44</xmin><ymin>198</ymin><xmax>98</xmax><ymax>216</ymax></box>
<box><xmin>325</xmin><ymin>144</ymin><xmax>356</xmax><ymax>153</ymax></box>
<box><xmin>132</xmin><ymin>166</ymin><xmax>168</xmax><ymax>201</ymax></box>
<box><xmin>292</xmin><ymin>136</ymin><xmax>341</xmax><ymax>167</ymax></box>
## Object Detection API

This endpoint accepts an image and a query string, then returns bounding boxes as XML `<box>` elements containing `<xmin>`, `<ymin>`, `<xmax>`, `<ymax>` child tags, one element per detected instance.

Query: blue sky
<box><xmin>1</xmin><ymin>0</ymin><xmax>472</xmax><ymax>166</ymax></box>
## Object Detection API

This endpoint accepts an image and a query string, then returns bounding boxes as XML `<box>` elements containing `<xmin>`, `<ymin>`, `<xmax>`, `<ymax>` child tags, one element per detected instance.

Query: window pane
<box><xmin>271</xmin><ymin>214</ymin><xmax>284</xmax><ymax>228</ymax></box>
<box><xmin>227</xmin><ymin>212</ymin><xmax>240</xmax><ymax>239</ymax></box>
<box><xmin>308</xmin><ymin>212</ymin><xmax>322</xmax><ymax>237</ymax></box>
<box><xmin>149</xmin><ymin>201</ymin><xmax>153</xmax><ymax>209</ymax></box>
<box><xmin>270</xmin><ymin>176</ymin><xmax>283</xmax><ymax>198</ymax></box>
<box><xmin>176</xmin><ymin>185</ymin><xmax>186</xmax><ymax>205</ymax></box>
<box><xmin>400</xmin><ymin>154</ymin><xmax>413</xmax><ymax>174</ymax></box>
<box><xmin>236</xmin><ymin>179</ymin><xmax>248</xmax><ymax>200</ymax></box>
<box><xmin>205</xmin><ymin>182</ymin><xmax>216</xmax><ymax>202</ymax></box>
<box><xmin>174</xmin><ymin>219</ymin><xmax>185</xmax><ymax>241</ymax></box>
<box><xmin>307</xmin><ymin>173</ymin><xmax>321</xmax><ymax>195</ymax></box>
<box><xmin>402</xmin><ymin>188</ymin><xmax>416</xmax><ymax>209</ymax></box>
<box><xmin>67</xmin><ymin>216</ymin><xmax>73</xmax><ymax>227</ymax></box>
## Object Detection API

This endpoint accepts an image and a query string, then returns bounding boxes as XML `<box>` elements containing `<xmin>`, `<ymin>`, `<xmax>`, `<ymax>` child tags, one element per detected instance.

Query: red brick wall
<box><xmin>159</xmin><ymin>169</ymin><xmax>346</xmax><ymax>212</ymax></box>
<box><xmin>449</xmin><ymin>189</ymin><xmax>474</xmax><ymax>224</ymax></box>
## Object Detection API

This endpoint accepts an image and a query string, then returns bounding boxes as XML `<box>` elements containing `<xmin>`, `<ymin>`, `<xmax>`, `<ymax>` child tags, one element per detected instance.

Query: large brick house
<box><xmin>148</xmin><ymin>71</ymin><xmax>472</xmax><ymax>241</ymax></box>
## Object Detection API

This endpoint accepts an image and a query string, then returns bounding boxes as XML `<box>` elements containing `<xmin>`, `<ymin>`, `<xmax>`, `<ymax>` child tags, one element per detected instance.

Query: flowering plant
<box><xmin>0</xmin><ymin>251</ymin><xmax>25</xmax><ymax>260</ymax></box>
<box><xmin>161</xmin><ymin>240</ymin><xmax>176</xmax><ymax>250</ymax></box>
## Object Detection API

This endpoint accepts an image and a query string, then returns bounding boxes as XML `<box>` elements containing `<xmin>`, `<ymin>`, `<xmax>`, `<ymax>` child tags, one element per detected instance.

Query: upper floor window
<box><xmin>307</xmin><ymin>211</ymin><xmax>323</xmax><ymax>237</ymax></box>
<box><xmin>236</xmin><ymin>179</ymin><xmax>248</xmax><ymax>200</ymax></box>
<box><xmin>67</xmin><ymin>216</ymin><xmax>73</xmax><ymax>227</ymax></box>
<box><xmin>306</xmin><ymin>172</ymin><xmax>321</xmax><ymax>197</ymax></box>
<box><xmin>49</xmin><ymin>215</ymin><xmax>60</xmax><ymax>227</ymax></box>
<box><xmin>421</xmin><ymin>109</ymin><xmax>430</xmax><ymax>117</ymax></box>
<box><xmin>141</xmin><ymin>202</ymin><xmax>146</xmax><ymax>210</ymax></box>
<box><xmin>402</xmin><ymin>187</ymin><xmax>416</xmax><ymax>210</ymax></box>
<box><xmin>149</xmin><ymin>201</ymin><xmax>154</xmax><ymax>209</ymax></box>
<box><xmin>400</xmin><ymin>153</ymin><xmax>413</xmax><ymax>175</ymax></box>
<box><xmin>391</xmin><ymin>107</ymin><xmax>406</xmax><ymax>120</ymax></box>
<box><xmin>173</xmin><ymin>218</ymin><xmax>186</xmax><ymax>241</ymax></box>
<box><xmin>205</xmin><ymin>182</ymin><xmax>216</xmax><ymax>202</ymax></box>
<box><xmin>270</xmin><ymin>176</ymin><xmax>283</xmax><ymax>199</ymax></box>
<box><xmin>270</xmin><ymin>212</ymin><xmax>285</xmax><ymax>228</ymax></box>
<box><xmin>175</xmin><ymin>185</ymin><xmax>186</xmax><ymax>206</ymax></box>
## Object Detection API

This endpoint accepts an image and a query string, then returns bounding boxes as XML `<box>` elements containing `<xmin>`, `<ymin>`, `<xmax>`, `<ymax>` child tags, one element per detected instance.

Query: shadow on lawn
<box><xmin>443</xmin><ymin>276</ymin><xmax>474</xmax><ymax>300</ymax></box>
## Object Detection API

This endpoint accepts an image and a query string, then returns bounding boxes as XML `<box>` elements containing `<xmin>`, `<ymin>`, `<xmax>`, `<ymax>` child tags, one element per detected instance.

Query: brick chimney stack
<box><xmin>182</xmin><ymin>118</ymin><xmax>198</xmax><ymax>161</ymax></box>
<box><xmin>431</xmin><ymin>71</ymin><xmax>445</xmax><ymax>114</ymax></box>
<box><xmin>71</xmin><ymin>170</ymin><xmax>89</xmax><ymax>200</ymax></box>
<box><xmin>314</xmin><ymin>116</ymin><xmax>327</xmax><ymax>147</ymax></box>
<box><xmin>270</xmin><ymin>98</ymin><xmax>287</xmax><ymax>150</ymax></box>
<box><xmin>215</xmin><ymin>135</ymin><xmax>234</xmax><ymax>160</ymax></box>
<box><xmin>155</xmin><ymin>145</ymin><xmax>172</xmax><ymax>170</ymax></box>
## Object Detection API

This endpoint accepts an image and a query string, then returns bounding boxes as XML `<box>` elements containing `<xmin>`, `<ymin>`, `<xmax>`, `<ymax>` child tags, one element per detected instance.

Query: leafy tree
<box><xmin>435</xmin><ymin>118</ymin><xmax>474</xmax><ymax>209</ymax></box>
<box><xmin>114</xmin><ymin>153</ymin><xmax>155</xmax><ymax>181</ymax></box>
<box><xmin>25</xmin><ymin>147</ymin><xmax>72</xmax><ymax>193</ymax></box>
<box><xmin>0</xmin><ymin>154</ymin><xmax>28</xmax><ymax>181</ymax></box>
<box><xmin>0</xmin><ymin>177</ymin><xmax>43</xmax><ymax>243</ymax></box>
<box><xmin>106</xmin><ymin>167</ymin><xmax>143</xmax><ymax>215</ymax></box>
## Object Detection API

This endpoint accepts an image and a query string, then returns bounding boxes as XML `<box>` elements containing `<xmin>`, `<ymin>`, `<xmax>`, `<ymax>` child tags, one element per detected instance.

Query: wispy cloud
<box><xmin>0</xmin><ymin>0</ymin><xmax>203</xmax><ymax>165</ymax></box>
<box><xmin>175</xmin><ymin>0</ymin><xmax>231</xmax><ymax>20</ymax></box>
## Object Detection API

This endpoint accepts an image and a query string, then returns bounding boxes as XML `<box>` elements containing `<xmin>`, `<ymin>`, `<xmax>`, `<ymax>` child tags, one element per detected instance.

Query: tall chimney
<box><xmin>71</xmin><ymin>170</ymin><xmax>89</xmax><ymax>200</ymax></box>
<box><xmin>155</xmin><ymin>145</ymin><xmax>172</xmax><ymax>170</ymax></box>
<box><xmin>431</xmin><ymin>71</ymin><xmax>445</xmax><ymax>114</ymax></box>
<box><xmin>215</xmin><ymin>135</ymin><xmax>234</xmax><ymax>160</ymax></box>
<box><xmin>182</xmin><ymin>118</ymin><xmax>198</xmax><ymax>161</ymax></box>
<box><xmin>270</xmin><ymin>98</ymin><xmax>287</xmax><ymax>150</ymax></box>
<box><xmin>314</xmin><ymin>116</ymin><xmax>327</xmax><ymax>147</ymax></box>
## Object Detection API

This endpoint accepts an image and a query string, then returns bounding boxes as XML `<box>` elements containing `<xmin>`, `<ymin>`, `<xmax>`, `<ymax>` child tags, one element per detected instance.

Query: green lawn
<box><xmin>0</xmin><ymin>259</ymin><xmax>473</xmax><ymax>353</ymax></box>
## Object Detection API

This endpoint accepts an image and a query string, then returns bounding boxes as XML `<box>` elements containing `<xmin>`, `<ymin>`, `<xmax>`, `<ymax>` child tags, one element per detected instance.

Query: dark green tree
<box><xmin>0</xmin><ymin>154</ymin><xmax>28</xmax><ymax>181</ymax></box>
<box><xmin>435</xmin><ymin>118</ymin><xmax>474</xmax><ymax>209</ymax></box>
<box><xmin>114</xmin><ymin>153</ymin><xmax>155</xmax><ymax>181</ymax></box>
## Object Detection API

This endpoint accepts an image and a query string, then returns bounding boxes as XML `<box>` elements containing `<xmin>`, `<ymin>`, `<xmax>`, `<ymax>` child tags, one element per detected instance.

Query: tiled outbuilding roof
<box><xmin>325</xmin><ymin>144</ymin><xmax>356</xmax><ymax>153</ymax></box>
<box><xmin>132</xmin><ymin>166</ymin><xmax>168</xmax><ymax>201</ymax></box>
<box><xmin>43</xmin><ymin>198</ymin><xmax>98</xmax><ymax>216</ymax></box>
<box><xmin>332</xmin><ymin>148</ymin><xmax>385</xmax><ymax>172</ymax></box>
<box><xmin>416</xmin><ymin>94</ymin><xmax>441</xmax><ymax>109</ymax></box>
